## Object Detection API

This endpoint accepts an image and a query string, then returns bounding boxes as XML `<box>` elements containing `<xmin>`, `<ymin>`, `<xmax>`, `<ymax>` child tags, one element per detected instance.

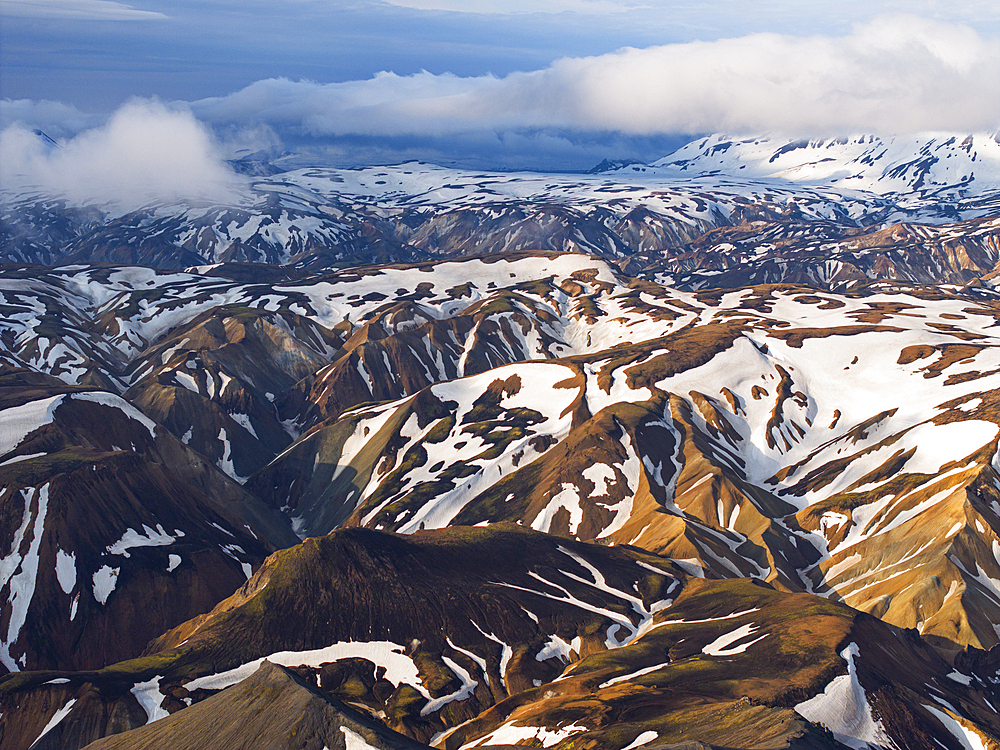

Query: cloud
<box><xmin>0</xmin><ymin>99</ymin><xmax>100</xmax><ymax>140</ymax></box>
<box><xmin>0</xmin><ymin>0</ymin><xmax>167</xmax><ymax>20</ymax></box>
<box><xmin>0</xmin><ymin>100</ymin><xmax>247</xmax><ymax>209</ymax></box>
<box><xmin>4</xmin><ymin>15</ymin><xmax>1000</xmax><ymax>175</ymax></box>
<box><xmin>190</xmin><ymin>15</ymin><xmax>1000</xmax><ymax>138</ymax></box>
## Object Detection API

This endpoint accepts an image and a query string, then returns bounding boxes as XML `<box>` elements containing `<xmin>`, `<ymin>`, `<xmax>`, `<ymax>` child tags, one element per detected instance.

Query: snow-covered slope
<box><xmin>654</xmin><ymin>132</ymin><xmax>1000</xmax><ymax>197</ymax></box>
<box><xmin>4</xmin><ymin>133</ymin><xmax>1000</xmax><ymax>286</ymax></box>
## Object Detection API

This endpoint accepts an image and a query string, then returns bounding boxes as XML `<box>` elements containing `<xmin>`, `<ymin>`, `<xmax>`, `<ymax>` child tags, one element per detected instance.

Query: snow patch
<box><xmin>216</xmin><ymin>427</ymin><xmax>246</xmax><ymax>482</ymax></box>
<box><xmin>463</xmin><ymin>721</ymin><xmax>587</xmax><ymax>749</ymax></box>
<box><xmin>27</xmin><ymin>697</ymin><xmax>76</xmax><ymax>749</ymax></box>
<box><xmin>55</xmin><ymin>549</ymin><xmax>76</xmax><ymax>594</ymax></box>
<box><xmin>531</xmin><ymin>484</ymin><xmax>584</xmax><ymax>535</ymax></box>
<box><xmin>536</xmin><ymin>634</ymin><xmax>576</xmax><ymax>663</ymax></box>
<box><xmin>0</xmin><ymin>452</ymin><xmax>46</xmax><ymax>466</ymax></box>
<box><xmin>230</xmin><ymin>412</ymin><xmax>258</xmax><ymax>439</ymax></box>
<box><xmin>184</xmin><ymin>642</ymin><xmax>429</xmax><ymax>698</ymax></box>
<box><xmin>341</xmin><ymin>727</ymin><xmax>381</xmax><ymax>750</ymax></box>
<box><xmin>131</xmin><ymin>676</ymin><xmax>170</xmax><ymax>724</ymax></box>
<box><xmin>701</xmin><ymin>623</ymin><xmax>768</xmax><ymax>656</ymax></box>
<box><xmin>107</xmin><ymin>524</ymin><xmax>176</xmax><ymax>557</ymax></box>
<box><xmin>795</xmin><ymin>643</ymin><xmax>894</xmax><ymax>750</ymax></box>
<box><xmin>622</xmin><ymin>732</ymin><xmax>659</xmax><ymax>750</ymax></box>
<box><xmin>0</xmin><ymin>395</ymin><xmax>65</xmax><ymax>457</ymax></box>
<box><xmin>583</xmin><ymin>463</ymin><xmax>616</xmax><ymax>496</ymax></box>
<box><xmin>923</xmin><ymin>704</ymin><xmax>988</xmax><ymax>750</ymax></box>
<box><xmin>600</xmin><ymin>661</ymin><xmax>671</xmax><ymax>689</ymax></box>
<box><xmin>1</xmin><ymin>484</ymin><xmax>49</xmax><ymax>672</ymax></box>
<box><xmin>420</xmin><ymin>655</ymin><xmax>478</xmax><ymax>716</ymax></box>
<box><xmin>92</xmin><ymin>565</ymin><xmax>120</xmax><ymax>605</ymax></box>
<box><xmin>447</xmin><ymin>637</ymin><xmax>490</xmax><ymax>687</ymax></box>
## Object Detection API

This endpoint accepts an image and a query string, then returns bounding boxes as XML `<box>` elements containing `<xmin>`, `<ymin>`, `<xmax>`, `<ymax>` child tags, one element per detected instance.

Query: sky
<box><xmin>2</xmin><ymin>0</ymin><xmax>1000</xmax><ymax>179</ymax></box>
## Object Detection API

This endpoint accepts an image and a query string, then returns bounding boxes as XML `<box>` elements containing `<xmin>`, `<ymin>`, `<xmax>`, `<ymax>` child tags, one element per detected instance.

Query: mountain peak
<box><xmin>654</xmin><ymin>132</ymin><xmax>1000</xmax><ymax>196</ymax></box>
<box><xmin>587</xmin><ymin>158</ymin><xmax>645</xmax><ymax>174</ymax></box>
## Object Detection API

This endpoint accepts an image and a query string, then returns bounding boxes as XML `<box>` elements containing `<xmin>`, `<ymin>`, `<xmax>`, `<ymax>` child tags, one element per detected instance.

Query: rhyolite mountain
<box><xmin>4</xmin><ymin>132</ymin><xmax>1000</xmax><ymax>749</ymax></box>
<box><xmin>0</xmin><ymin>367</ymin><xmax>298</xmax><ymax>675</ymax></box>
<box><xmin>4</xmin><ymin>251</ymin><xmax>1000</xmax><ymax>748</ymax></box>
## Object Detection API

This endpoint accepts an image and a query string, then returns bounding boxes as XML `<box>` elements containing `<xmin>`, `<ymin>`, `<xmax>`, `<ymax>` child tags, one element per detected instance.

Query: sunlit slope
<box><xmin>247</xmin><ymin>270</ymin><xmax>1000</xmax><ymax>649</ymax></box>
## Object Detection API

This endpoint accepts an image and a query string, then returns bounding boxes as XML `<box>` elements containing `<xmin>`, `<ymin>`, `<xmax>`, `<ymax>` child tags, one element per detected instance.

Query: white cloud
<box><xmin>189</xmin><ymin>15</ymin><xmax>1000</xmax><ymax>138</ymax></box>
<box><xmin>4</xmin><ymin>15</ymin><xmax>999</xmax><ymax>175</ymax></box>
<box><xmin>0</xmin><ymin>100</ymin><xmax>247</xmax><ymax>209</ymax></box>
<box><xmin>0</xmin><ymin>0</ymin><xmax>166</xmax><ymax>20</ymax></box>
<box><xmin>0</xmin><ymin>99</ymin><xmax>99</xmax><ymax>139</ymax></box>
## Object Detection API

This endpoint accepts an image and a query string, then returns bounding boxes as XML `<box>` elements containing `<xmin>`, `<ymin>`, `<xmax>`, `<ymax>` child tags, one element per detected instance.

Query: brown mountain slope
<box><xmin>124</xmin><ymin>305</ymin><xmax>341</xmax><ymax>483</ymax></box>
<box><xmin>0</xmin><ymin>369</ymin><xmax>297</xmax><ymax>674</ymax></box>
<box><xmin>0</xmin><ymin>526</ymin><xmax>681</xmax><ymax>750</ymax></box>
<box><xmin>6</xmin><ymin>529</ymin><xmax>1000</xmax><ymax>750</ymax></box>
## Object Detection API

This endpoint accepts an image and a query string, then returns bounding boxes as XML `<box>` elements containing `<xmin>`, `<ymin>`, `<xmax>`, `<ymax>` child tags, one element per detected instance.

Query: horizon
<box><xmin>2</xmin><ymin>2</ymin><xmax>1000</xmax><ymax>180</ymax></box>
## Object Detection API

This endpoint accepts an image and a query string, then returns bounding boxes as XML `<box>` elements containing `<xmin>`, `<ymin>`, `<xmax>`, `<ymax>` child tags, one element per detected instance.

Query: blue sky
<box><xmin>2</xmin><ymin>0</ymin><xmax>1000</xmax><ymax>171</ymax></box>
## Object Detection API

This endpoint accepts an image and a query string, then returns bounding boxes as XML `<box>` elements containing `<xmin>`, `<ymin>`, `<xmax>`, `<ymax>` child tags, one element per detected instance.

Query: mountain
<box><xmin>5</xmin><ymin>527</ymin><xmax>1000</xmax><ymax>750</ymax></box>
<box><xmin>6</xmin><ymin>134</ymin><xmax>1000</xmax><ymax>748</ymax></box>
<box><xmin>4</xmin><ymin>133</ymin><xmax>1000</xmax><ymax>292</ymax></box>
<box><xmin>8</xmin><ymin>254</ymin><xmax>1000</xmax><ymax>666</ymax></box>
<box><xmin>653</xmin><ymin>133</ymin><xmax>1000</xmax><ymax>198</ymax></box>
<box><xmin>75</xmin><ymin>661</ymin><xmax>432</xmax><ymax>750</ymax></box>
<box><xmin>0</xmin><ymin>367</ymin><xmax>298</xmax><ymax>674</ymax></box>
<box><xmin>122</xmin><ymin>304</ymin><xmax>341</xmax><ymax>483</ymax></box>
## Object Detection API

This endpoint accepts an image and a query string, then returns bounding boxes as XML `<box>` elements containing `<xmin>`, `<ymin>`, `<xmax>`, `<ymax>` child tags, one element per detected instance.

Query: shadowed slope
<box><xmin>80</xmin><ymin>661</ymin><xmax>430</xmax><ymax>750</ymax></box>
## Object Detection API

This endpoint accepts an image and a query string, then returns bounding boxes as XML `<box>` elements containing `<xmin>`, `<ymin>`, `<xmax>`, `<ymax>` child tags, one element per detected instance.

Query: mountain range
<box><xmin>4</xmin><ymin>132</ymin><xmax>1000</xmax><ymax>290</ymax></box>
<box><xmin>4</xmin><ymin>134</ymin><xmax>1000</xmax><ymax>749</ymax></box>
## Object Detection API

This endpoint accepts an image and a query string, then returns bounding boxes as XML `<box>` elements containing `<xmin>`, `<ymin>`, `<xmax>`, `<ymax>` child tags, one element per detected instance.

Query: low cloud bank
<box><xmin>0</xmin><ymin>100</ymin><xmax>247</xmax><ymax>209</ymax></box>
<box><xmin>191</xmin><ymin>16</ymin><xmax>1000</xmax><ymax>138</ymax></box>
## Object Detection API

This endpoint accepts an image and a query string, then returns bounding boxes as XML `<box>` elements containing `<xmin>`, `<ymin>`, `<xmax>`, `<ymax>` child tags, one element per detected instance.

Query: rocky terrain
<box><xmin>4</xmin><ymin>134</ymin><xmax>1000</xmax><ymax>748</ymax></box>
<box><xmin>4</xmin><ymin>133</ymin><xmax>1000</xmax><ymax>291</ymax></box>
